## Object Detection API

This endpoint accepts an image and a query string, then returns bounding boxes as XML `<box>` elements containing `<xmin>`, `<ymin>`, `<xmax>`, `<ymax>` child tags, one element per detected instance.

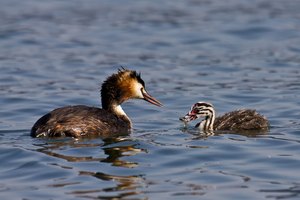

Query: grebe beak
<box><xmin>142</xmin><ymin>90</ymin><xmax>163</xmax><ymax>107</ymax></box>
<box><xmin>179</xmin><ymin>112</ymin><xmax>197</xmax><ymax>122</ymax></box>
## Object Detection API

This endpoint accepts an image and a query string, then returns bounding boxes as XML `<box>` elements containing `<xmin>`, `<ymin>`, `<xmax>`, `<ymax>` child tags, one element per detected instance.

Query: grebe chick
<box><xmin>180</xmin><ymin>102</ymin><xmax>269</xmax><ymax>131</ymax></box>
<box><xmin>31</xmin><ymin>69</ymin><xmax>162</xmax><ymax>138</ymax></box>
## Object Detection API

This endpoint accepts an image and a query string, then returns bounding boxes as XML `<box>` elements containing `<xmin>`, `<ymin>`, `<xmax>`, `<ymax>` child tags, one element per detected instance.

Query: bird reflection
<box><xmin>34</xmin><ymin>136</ymin><xmax>145</xmax><ymax>167</ymax></box>
<box><xmin>78</xmin><ymin>171</ymin><xmax>144</xmax><ymax>197</ymax></box>
<box><xmin>33</xmin><ymin>136</ymin><xmax>146</xmax><ymax>199</ymax></box>
<box><xmin>180</xmin><ymin>125</ymin><xmax>268</xmax><ymax>139</ymax></box>
<box><xmin>101</xmin><ymin>137</ymin><xmax>144</xmax><ymax>168</ymax></box>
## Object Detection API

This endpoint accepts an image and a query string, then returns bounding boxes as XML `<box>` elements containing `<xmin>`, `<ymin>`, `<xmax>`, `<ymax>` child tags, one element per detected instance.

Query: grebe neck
<box><xmin>101</xmin><ymin>86</ymin><xmax>131</xmax><ymax>127</ymax></box>
<box><xmin>109</xmin><ymin>104</ymin><xmax>132</xmax><ymax>128</ymax></box>
<box><xmin>198</xmin><ymin>109</ymin><xmax>215</xmax><ymax>131</ymax></box>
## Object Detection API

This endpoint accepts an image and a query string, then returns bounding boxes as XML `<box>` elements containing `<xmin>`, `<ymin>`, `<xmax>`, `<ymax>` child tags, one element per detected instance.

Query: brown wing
<box><xmin>31</xmin><ymin>105</ymin><xmax>130</xmax><ymax>137</ymax></box>
<box><xmin>214</xmin><ymin>109</ymin><xmax>269</xmax><ymax>131</ymax></box>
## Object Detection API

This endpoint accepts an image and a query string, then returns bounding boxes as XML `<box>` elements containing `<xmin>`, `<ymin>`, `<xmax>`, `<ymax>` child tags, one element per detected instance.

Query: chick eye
<box><xmin>195</xmin><ymin>107</ymin><xmax>205</xmax><ymax>113</ymax></box>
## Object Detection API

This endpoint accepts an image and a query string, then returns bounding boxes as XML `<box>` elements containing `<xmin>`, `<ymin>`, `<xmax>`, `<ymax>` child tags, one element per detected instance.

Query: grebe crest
<box><xmin>180</xmin><ymin>101</ymin><xmax>269</xmax><ymax>132</ymax></box>
<box><xmin>31</xmin><ymin>68</ymin><xmax>162</xmax><ymax>138</ymax></box>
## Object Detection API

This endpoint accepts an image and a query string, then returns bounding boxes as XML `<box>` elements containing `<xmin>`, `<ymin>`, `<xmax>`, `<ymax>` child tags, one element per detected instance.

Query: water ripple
<box><xmin>1</xmin><ymin>0</ymin><xmax>300</xmax><ymax>199</ymax></box>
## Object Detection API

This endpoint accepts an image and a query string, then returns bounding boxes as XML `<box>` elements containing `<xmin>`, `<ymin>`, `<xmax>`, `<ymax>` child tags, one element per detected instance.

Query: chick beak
<box><xmin>179</xmin><ymin>112</ymin><xmax>197</xmax><ymax>122</ymax></box>
<box><xmin>142</xmin><ymin>90</ymin><xmax>163</xmax><ymax>107</ymax></box>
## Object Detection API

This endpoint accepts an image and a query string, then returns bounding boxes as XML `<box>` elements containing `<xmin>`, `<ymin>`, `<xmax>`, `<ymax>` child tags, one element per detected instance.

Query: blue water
<box><xmin>1</xmin><ymin>0</ymin><xmax>300</xmax><ymax>199</ymax></box>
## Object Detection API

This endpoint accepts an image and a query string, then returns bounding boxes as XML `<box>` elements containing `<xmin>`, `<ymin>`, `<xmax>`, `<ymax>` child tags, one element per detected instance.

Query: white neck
<box><xmin>113</xmin><ymin>105</ymin><xmax>126</xmax><ymax>116</ymax></box>
<box><xmin>112</xmin><ymin>104</ymin><xmax>132</xmax><ymax>128</ymax></box>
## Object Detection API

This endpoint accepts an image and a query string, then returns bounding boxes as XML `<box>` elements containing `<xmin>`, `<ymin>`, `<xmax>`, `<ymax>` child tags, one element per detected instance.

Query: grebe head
<box><xmin>180</xmin><ymin>102</ymin><xmax>215</xmax><ymax>123</ymax></box>
<box><xmin>101</xmin><ymin>68</ymin><xmax>162</xmax><ymax>110</ymax></box>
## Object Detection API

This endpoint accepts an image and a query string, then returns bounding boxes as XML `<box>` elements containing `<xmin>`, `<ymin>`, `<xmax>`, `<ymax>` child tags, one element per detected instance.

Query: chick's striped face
<box><xmin>180</xmin><ymin>102</ymin><xmax>214</xmax><ymax>123</ymax></box>
<box><xmin>190</xmin><ymin>102</ymin><xmax>214</xmax><ymax>117</ymax></box>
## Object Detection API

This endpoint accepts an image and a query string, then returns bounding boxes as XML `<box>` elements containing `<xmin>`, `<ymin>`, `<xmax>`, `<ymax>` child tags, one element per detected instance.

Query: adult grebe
<box><xmin>31</xmin><ymin>68</ymin><xmax>163</xmax><ymax>138</ymax></box>
<box><xmin>180</xmin><ymin>102</ymin><xmax>269</xmax><ymax>131</ymax></box>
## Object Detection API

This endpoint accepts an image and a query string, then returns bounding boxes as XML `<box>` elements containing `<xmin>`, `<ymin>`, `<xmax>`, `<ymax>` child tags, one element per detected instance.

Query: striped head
<box><xmin>180</xmin><ymin>102</ymin><xmax>215</xmax><ymax>130</ymax></box>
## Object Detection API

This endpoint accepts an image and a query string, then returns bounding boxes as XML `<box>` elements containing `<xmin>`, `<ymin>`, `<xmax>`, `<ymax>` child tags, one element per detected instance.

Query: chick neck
<box><xmin>196</xmin><ymin>110</ymin><xmax>215</xmax><ymax>131</ymax></box>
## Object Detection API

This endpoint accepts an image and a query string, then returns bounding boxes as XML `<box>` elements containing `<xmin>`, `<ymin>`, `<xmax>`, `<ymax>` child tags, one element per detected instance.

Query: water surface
<box><xmin>1</xmin><ymin>0</ymin><xmax>300</xmax><ymax>199</ymax></box>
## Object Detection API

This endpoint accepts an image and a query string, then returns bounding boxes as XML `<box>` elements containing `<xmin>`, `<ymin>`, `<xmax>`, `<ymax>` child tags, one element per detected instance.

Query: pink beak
<box><xmin>142</xmin><ymin>90</ymin><xmax>163</xmax><ymax>107</ymax></box>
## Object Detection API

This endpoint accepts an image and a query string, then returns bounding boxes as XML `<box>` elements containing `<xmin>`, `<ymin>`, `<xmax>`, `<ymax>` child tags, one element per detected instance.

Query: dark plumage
<box><xmin>31</xmin><ymin>69</ymin><xmax>162</xmax><ymax>138</ymax></box>
<box><xmin>213</xmin><ymin>109</ymin><xmax>268</xmax><ymax>131</ymax></box>
<box><xmin>31</xmin><ymin>105</ymin><xmax>130</xmax><ymax>137</ymax></box>
<box><xmin>180</xmin><ymin>102</ymin><xmax>269</xmax><ymax>131</ymax></box>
